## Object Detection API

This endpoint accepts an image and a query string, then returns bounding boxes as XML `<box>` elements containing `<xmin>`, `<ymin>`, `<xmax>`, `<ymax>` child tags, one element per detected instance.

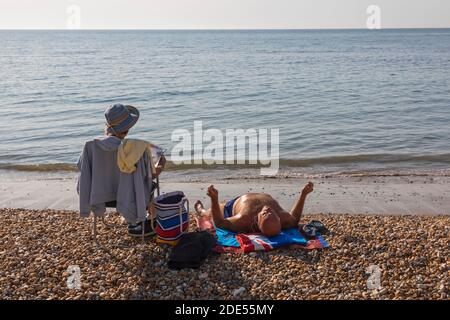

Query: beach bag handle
<box><xmin>179</xmin><ymin>197</ymin><xmax>189</xmax><ymax>234</ymax></box>
<box><xmin>150</xmin><ymin>207</ymin><xmax>156</xmax><ymax>232</ymax></box>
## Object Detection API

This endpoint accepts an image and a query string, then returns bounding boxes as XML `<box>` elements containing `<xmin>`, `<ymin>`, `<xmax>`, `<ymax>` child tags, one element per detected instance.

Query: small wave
<box><xmin>319</xmin><ymin>170</ymin><xmax>450</xmax><ymax>178</ymax></box>
<box><xmin>1</xmin><ymin>153</ymin><xmax>449</xmax><ymax>173</ymax></box>
<box><xmin>0</xmin><ymin>163</ymin><xmax>78</xmax><ymax>172</ymax></box>
<box><xmin>156</xmin><ymin>89</ymin><xmax>211</xmax><ymax>97</ymax></box>
<box><xmin>278</xmin><ymin>153</ymin><xmax>450</xmax><ymax>166</ymax></box>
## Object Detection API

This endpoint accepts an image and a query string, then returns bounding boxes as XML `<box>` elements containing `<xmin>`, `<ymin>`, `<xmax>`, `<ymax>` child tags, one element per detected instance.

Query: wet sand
<box><xmin>1</xmin><ymin>171</ymin><xmax>449</xmax><ymax>215</ymax></box>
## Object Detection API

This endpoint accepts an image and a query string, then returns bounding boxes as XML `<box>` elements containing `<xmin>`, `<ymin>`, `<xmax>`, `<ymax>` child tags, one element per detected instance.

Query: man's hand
<box><xmin>207</xmin><ymin>185</ymin><xmax>219</xmax><ymax>202</ymax></box>
<box><xmin>301</xmin><ymin>182</ymin><xmax>314</xmax><ymax>196</ymax></box>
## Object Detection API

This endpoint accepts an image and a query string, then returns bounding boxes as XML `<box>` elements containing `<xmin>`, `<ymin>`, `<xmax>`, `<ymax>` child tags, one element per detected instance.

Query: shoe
<box><xmin>301</xmin><ymin>224</ymin><xmax>318</xmax><ymax>239</ymax></box>
<box><xmin>309</xmin><ymin>220</ymin><xmax>330</xmax><ymax>235</ymax></box>
<box><xmin>128</xmin><ymin>219</ymin><xmax>156</xmax><ymax>237</ymax></box>
<box><xmin>299</xmin><ymin>220</ymin><xmax>330</xmax><ymax>239</ymax></box>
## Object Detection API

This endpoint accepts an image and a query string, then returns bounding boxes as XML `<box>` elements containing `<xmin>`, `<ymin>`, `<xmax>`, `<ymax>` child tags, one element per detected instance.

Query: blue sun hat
<box><xmin>104</xmin><ymin>104</ymin><xmax>140</xmax><ymax>135</ymax></box>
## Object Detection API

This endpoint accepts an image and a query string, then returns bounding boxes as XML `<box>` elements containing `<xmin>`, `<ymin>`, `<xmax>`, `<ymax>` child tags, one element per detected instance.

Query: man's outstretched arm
<box><xmin>207</xmin><ymin>185</ymin><xmax>237</xmax><ymax>231</ymax></box>
<box><xmin>290</xmin><ymin>182</ymin><xmax>314</xmax><ymax>223</ymax></box>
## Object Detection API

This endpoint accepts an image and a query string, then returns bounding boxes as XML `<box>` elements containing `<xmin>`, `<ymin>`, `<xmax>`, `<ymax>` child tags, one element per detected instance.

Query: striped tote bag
<box><xmin>154</xmin><ymin>191</ymin><xmax>189</xmax><ymax>246</ymax></box>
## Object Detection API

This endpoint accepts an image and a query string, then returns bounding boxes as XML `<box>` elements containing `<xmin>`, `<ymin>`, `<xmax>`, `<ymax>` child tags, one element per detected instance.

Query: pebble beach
<box><xmin>0</xmin><ymin>208</ymin><xmax>448</xmax><ymax>300</ymax></box>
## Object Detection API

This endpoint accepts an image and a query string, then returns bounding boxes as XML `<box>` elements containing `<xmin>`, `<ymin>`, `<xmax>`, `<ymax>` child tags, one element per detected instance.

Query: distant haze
<box><xmin>0</xmin><ymin>0</ymin><xmax>449</xmax><ymax>29</ymax></box>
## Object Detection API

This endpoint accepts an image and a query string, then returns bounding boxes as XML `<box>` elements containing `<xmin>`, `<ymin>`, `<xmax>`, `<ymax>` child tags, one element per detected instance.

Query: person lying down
<box><xmin>194</xmin><ymin>182</ymin><xmax>314</xmax><ymax>237</ymax></box>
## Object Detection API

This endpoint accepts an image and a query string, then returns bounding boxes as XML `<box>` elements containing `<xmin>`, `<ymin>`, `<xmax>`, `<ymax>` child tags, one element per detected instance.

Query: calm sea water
<box><xmin>0</xmin><ymin>29</ymin><xmax>449</xmax><ymax>175</ymax></box>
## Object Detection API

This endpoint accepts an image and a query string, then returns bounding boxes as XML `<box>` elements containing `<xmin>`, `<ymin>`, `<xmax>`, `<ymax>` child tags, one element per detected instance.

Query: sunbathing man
<box><xmin>194</xmin><ymin>182</ymin><xmax>314</xmax><ymax>237</ymax></box>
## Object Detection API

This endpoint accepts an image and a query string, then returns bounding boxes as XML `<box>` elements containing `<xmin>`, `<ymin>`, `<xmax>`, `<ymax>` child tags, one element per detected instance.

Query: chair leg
<box><xmin>91</xmin><ymin>214</ymin><xmax>146</xmax><ymax>249</ymax></box>
<box><xmin>93</xmin><ymin>215</ymin><xmax>98</xmax><ymax>245</ymax></box>
<box><xmin>101</xmin><ymin>215</ymin><xmax>121</xmax><ymax>228</ymax></box>
<box><xmin>156</xmin><ymin>177</ymin><xmax>160</xmax><ymax>197</ymax></box>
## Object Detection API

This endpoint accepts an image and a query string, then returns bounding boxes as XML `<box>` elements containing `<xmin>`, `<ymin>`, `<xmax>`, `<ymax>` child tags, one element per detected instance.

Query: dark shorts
<box><xmin>223</xmin><ymin>197</ymin><xmax>240</xmax><ymax>218</ymax></box>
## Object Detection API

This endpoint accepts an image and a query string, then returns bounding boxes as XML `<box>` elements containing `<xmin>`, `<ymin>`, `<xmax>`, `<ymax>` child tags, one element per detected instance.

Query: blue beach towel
<box><xmin>215</xmin><ymin>227</ymin><xmax>308</xmax><ymax>249</ymax></box>
<box><xmin>215</xmin><ymin>227</ymin><xmax>240</xmax><ymax>247</ymax></box>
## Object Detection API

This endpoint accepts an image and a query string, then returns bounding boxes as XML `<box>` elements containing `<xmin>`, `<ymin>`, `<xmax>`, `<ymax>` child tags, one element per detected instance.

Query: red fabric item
<box><xmin>156</xmin><ymin>221</ymin><xmax>189</xmax><ymax>239</ymax></box>
<box><xmin>237</xmin><ymin>233</ymin><xmax>273</xmax><ymax>252</ymax></box>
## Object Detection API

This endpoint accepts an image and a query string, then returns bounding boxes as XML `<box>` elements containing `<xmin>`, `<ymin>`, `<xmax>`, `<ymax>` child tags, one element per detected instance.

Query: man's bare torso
<box><xmin>224</xmin><ymin>193</ymin><xmax>296</xmax><ymax>232</ymax></box>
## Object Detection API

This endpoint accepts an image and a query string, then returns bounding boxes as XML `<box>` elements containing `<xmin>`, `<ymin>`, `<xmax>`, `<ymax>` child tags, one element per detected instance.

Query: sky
<box><xmin>0</xmin><ymin>0</ymin><xmax>449</xmax><ymax>29</ymax></box>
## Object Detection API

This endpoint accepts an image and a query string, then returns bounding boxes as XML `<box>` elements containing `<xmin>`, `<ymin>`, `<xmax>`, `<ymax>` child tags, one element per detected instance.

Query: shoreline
<box><xmin>1</xmin><ymin>170</ymin><xmax>449</xmax><ymax>215</ymax></box>
<box><xmin>2</xmin><ymin>153</ymin><xmax>450</xmax><ymax>174</ymax></box>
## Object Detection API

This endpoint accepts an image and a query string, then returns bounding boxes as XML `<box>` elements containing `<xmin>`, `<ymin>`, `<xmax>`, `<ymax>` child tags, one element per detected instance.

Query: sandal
<box><xmin>300</xmin><ymin>224</ymin><xmax>318</xmax><ymax>239</ymax></box>
<box><xmin>309</xmin><ymin>220</ymin><xmax>330</xmax><ymax>235</ymax></box>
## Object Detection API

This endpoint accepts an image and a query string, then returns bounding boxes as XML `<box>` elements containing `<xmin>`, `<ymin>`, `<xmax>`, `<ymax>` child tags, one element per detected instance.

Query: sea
<box><xmin>0</xmin><ymin>29</ymin><xmax>449</xmax><ymax>179</ymax></box>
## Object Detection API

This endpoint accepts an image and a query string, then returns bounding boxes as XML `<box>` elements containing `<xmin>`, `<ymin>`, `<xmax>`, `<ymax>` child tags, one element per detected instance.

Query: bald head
<box><xmin>257</xmin><ymin>206</ymin><xmax>281</xmax><ymax>237</ymax></box>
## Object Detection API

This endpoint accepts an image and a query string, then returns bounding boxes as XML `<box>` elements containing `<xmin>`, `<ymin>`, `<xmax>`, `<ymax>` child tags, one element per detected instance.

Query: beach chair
<box><xmin>78</xmin><ymin>136</ymin><xmax>165</xmax><ymax>247</ymax></box>
<box><xmin>91</xmin><ymin>177</ymin><xmax>161</xmax><ymax>246</ymax></box>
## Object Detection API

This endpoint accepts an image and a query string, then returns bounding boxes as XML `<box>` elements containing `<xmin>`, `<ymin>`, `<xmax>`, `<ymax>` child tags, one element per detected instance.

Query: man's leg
<box><xmin>194</xmin><ymin>200</ymin><xmax>226</xmax><ymax>218</ymax></box>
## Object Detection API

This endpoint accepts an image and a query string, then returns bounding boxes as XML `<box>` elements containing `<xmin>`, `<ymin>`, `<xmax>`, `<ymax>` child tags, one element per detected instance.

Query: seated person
<box><xmin>77</xmin><ymin>103</ymin><xmax>166</xmax><ymax>237</ymax></box>
<box><xmin>103</xmin><ymin>105</ymin><xmax>166</xmax><ymax>178</ymax></box>
<box><xmin>194</xmin><ymin>182</ymin><xmax>314</xmax><ymax>237</ymax></box>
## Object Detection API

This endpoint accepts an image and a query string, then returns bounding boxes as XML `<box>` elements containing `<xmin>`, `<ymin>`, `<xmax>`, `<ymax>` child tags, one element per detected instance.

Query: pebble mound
<box><xmin>0</xmin><ymin>208</ymin><xmax>448</xmax><ymax>300</ymax></box>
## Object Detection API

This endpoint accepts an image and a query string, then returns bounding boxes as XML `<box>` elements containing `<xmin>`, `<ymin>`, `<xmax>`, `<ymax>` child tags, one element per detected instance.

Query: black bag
<box><xmin>168</xmin><ymin>231</ymin><xmax>216</xmax><ymax>270</ymax></box>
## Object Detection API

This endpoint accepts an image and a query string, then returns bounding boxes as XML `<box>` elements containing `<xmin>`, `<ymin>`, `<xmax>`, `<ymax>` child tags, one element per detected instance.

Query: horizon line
<box><xmin>1</xmin><ymin>27</ymin><xmax>450</xmax><ymax>31</ymax></box>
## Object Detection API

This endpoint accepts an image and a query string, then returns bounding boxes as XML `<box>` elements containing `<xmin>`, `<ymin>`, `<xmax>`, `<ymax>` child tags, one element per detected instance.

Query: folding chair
<box><xmin>91</xmin><ymin>177</ymin><xmax>161</xmax><ymax>246</ymax></box>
